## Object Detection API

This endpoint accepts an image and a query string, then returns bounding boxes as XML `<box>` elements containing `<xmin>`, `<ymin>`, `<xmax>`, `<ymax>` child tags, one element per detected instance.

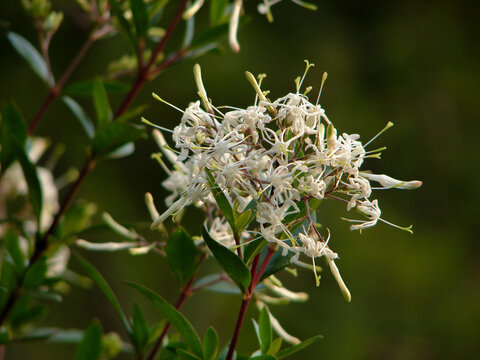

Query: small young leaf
<box><xmin>165</xmin><ymin>227</ymin><xmax>200</xmax><ymax>285</ymax></box>
<box><xmin>64</xmin><ymin>80</ymin><xmax>130</xmax><ymax>97</ymax></box>
<box><xmin>4</xmin><ymin>228</ymin><xmax>25</xmax><ymax>273</ymax></box>
<box><xmin>0</xmin><ymin>102</ymin><xmax>27</xmax><ymax>170</ymax></box>
<box><xmin>92</xmin><ymin>78</ymin><xmax>111</xmax><ymax>126</ymax></box>
<box><xmin>124</xmin><ymin>281</ymin><xmax>203</xmax><ymax>357</ymax></box>
<box><xmin>132</xmin><ymin>302</ymin><xmax>149</xmax><ymax>351</ymax></box>
<box><xmin>7</xmin><ymin>32</ymin><xmax>50</xmax><ymax>85</ymax></box>
<box><xmin>203</xmin><ymin>327</ymin><xmax>219</xmax><ymax>360</ymax></box>
<box><xmin>268</xmin><ymin>337</ymin><xmax>283</xmax><ymax>355</ymax></box>
<box><xmin>74</xmin><ymin>321</ymin><xmax>103</xmax><ymax>360</ymax></box>
<box><xmin>276</xmin><ymin>335</ymin><xmax>322</xmax><ymax>359</ymax></box>
<box><xmin>14</xmin><ymin>141</ymin><xmax>43</xmax><ymax>223</ymax></box>
<box><xmin>243</xmin><ymin>238</ymin><xmax>267</xmax><ymax>265</ymax></box>
<box><xmin>62</xmin><ymin>96</ymin><xmax>95</xmax><ymax>139</ymax></box>
<box><xmin>259</xmin><ymin>307</ymin><xmax>272</xmax><ymax>354</ymax></box>
<box><xmin>202</xmin><ymin>226</ymin><xmax>250</xmax><ymax>293</ymax></box>
<box><xmin>130</xmin><ymin>0</ymin><xmax>149</xmax><ymax>39</ymax></box>
<box><xmin>205</xmin><ymin>169</ymin><xmax>235</xmax><ymax>231</ymax></box>
<box><xmin>75</xmin><ymin>254</ymin><xmax>132</xmax><ymax>338</ymax></box>
<box><xmin>91</xmin><ymin>122</ymin><xmax>145</xmax><ymax>160</ymax></box>
<box><xmin>210</xmin><ymin>0</ymin><xmax>228</xmax><ymax>26</ymax></box>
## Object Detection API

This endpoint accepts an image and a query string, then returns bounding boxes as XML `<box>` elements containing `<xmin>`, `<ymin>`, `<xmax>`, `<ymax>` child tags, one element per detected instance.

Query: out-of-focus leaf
<box><xmin>259</xmin><ymin>307</ymin><xmax>272</xmax><ymax>354</ymax></box>
<box><xmin>205</xmin><ymin>169</ymin><xmax>235</xmax><ymax>231</ymax></box>
<box><xmin>64</xmin><ymin>80</ymin><xmax>130</xmax><ymax>97</ymax></box>
<box><xmin>276</xmin><ymin>335</ymin><xmax>322</xmax><ymax>359</ymax></box>
<box><xmin>203</xmin><ymin>327</ymin><xmax>219</xmax><ymax>360</ymax></box>
<box><xmin>268</xmin><ymin>338</ymin><xmax>283</xmax><ymax>355</ymax></box>
<box><xmin>75</xmin><ymin>254</ymin><xmax>132</xmax><ymax>338</ymax></box>
<box><xmin>8</xmin><ymin>327</ymin><xmax>57</xmax><ymax>342</ymax></box>
<box><xmin>259</xmin><ymin>246</ymin><xmax>296</xmax><ymax>283</ymax></box>
<box><xmin>62</xmin><ymin>96</ymin><xmax>95</xmax><ymax>139</ymax></box>
<box><xmin>177</xmin><ymin>348</ymin><xmax>202</xmax><ymax>360</ymax></box>
<box><xmin>7</xmin><ymin>32</ymin><xmax>50</xmax><ymax>85</ymax></box>
<box><xmin>8</xmin><ymin>295</ymin><xmax>46</xmax><ymax>329</ymax></box>
<box><xmin>26</xmin><ymin>288</ymin><xmax>62</xmax><ymax>303</ymax></box>
<box><xmin>165</xmin><ymin>227</ymin><xmax>200</xmax><ymax>285</ymax></box>
<box><xmin>0</xmin><ymin>328</ymin><xmax>9</xmax><ymax>344</ymax></box>
<box><xmin>124</xmin><ymin>281</ymin><xmax>203</xmax><ymax>357</ymax></box>
<box><xmin>102</xmin><ymin>143</ymin><xmax>135</xmax><ymax>160</ymax></box>
<box><xmin>92</xmin><ymin>78</ymin><xmax>111</xmax><ymax>126</ymax></box>
<box><xmin>75</xmin><ymin>240</ymin><xmax>137</xmax><ymax>252</ymax></box>
<box><xmin>23</xmin><ymin>257</ymin><xmax>48</xmax><ymax>288</ymax></box>
<box><xmin>58</xmin><ymin>201</ymin><xmax>97</xmax><ymax>240</ymax></box>
<box><xmin>132</xmin><ymin>302</ymin><xmax>149</xmax><ymax>351</ymax></box>
<box><xmin>130</xmin><ymin>0</ymin><xmax>149</xmax><ymax>39</ymax></box>
<box><xmin>250</xmin><ymin>355</ymin><xmax>276</xmax><ymax>360</ymax></box>
<box><xmin>108</xmin><ymin>0</ymin><xmax>135</xmax><ymax>47</ymax></box>
<box><xmin>210</xmin><ymin>0</ymin><xmax>228</xmax><ymax>26</ymax></box>
<box><xmin>74</xmin><ymin>321</ymin><xmax>103</xmax><ymax>360</ymax></box>
<box><xmin>91</xmin><ymin>122</ymin><xmax>145</xmax><ymax>160</ymax></box>
<box><xmin>202</xmin><ymin>226</ymin><xmax>250</xmax><ymax>293</ymax></box>
<box><xmin>114</xmin><ymin>104</ymin><xmax>148</xmax><ymax>123</ymax></box>
<box><xmin>4</xmin><ymin>228</ymin><xmax>25</xmax><ymax>273</ymax></box>
<box><xmin>183</xmin><ymin>14</ymin><xmax>195</xmax><ymax>48</ymax></box>
<box><xmin>0</xmin><ymin>102</ymin><xmax>27</xmax><ymax>170</ymax></box>
<box><xmin>191</xmin><ymin>17</ymin><xmax>249</xmax><ymax>48</ymax></box>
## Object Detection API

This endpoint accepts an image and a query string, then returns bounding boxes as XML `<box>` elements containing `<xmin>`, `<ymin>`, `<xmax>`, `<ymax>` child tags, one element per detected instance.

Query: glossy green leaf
<box><xmin>91</xmin><ymin>122</ymin><xmax>145</xmax><ymax>160</ymax></box>
<box><xmin>165</xmin><ymin>227</ymin><xmax>200</xmax><ymax>285</ymax></box>
<box><xmin>259</xmin><ymin>307</ymin><xmax>272</xmax><ymax>354</ymax></box>
<box><xmin>124</xmin><ymin>281</ymin><xmax>203</xmax><ymax>357</ymax></box>
<box><xmin>75</xmin><ymin>254</ymin><xmax>132</xmax><ymax>338</ymax></box>
<box><xmin>4</xmin><ymin>228</ymin><xmax>25</xmax><ymax>273</ymax></box>
<box><xmin>210</xmin><ymin>0</ymin><xmax>228</xmax><ymax>26</ymax></box>
<box><xmin>92</xmin><ymin>78</ymin><xmax>111</xmax><ymax>126</ymax></box>
<box><xmin>132</xmin><ymin>302</ymin><xmax>149</xmax><ymax>351</ymax></box>
<box><xmin>62</xmin><ymin>96</ymin><xmax>95</xmax><ymax>139</ymax></box>
<box><xmin>130</xmin><ymin>0</ymin><xmax>149</xmax><ymax>39</ymax></box>
<box><xmin>276</xmin><ymin>335</ymin><xmax>322</xmax><ymax>359</ymax></box>
<box><xmin>202</xmin><ymin>226</ymin><xmax>250</xmax><ymax>293</ymax></box>
<box><xmin>0</xmin><ymin>102</ymin><xmax>27</xmax><ymax>170</ymax></box>
<box><xmin>74</xmin><ymin>321</ymin><xmax>103</xmax><ymax>360</ymax></box>
<box><xmin>203</xmin><ymin>327</ymin><xmax>219</xmax><ymax>360</ymax></box>
<box><xmin>7</xmin><ymin>32</ymin><xmax>50</xmax><ymax>85</ymax></box>
<box><xmin>64</xmin><ymin>80</ymin><xmax>130</xmax><ymax>97</ymax></box>
<box><xmin>243</xmin><ymin>238</ymin><xmax>267</xmax><ymax>266</ymax></box>
<box><xmin>108</xmin><ymin>0</ymin><xmax>136</xmax><ymax>47</ymax></box>
<box><xmin>205</xmin><ymin>169</ymin><xmax>235</xmax><ymax>231</ymax></box>
<box><xmin>14</xmin><ymin>141</ymin><xmax>43</xmax><ymax>223</ymax></box>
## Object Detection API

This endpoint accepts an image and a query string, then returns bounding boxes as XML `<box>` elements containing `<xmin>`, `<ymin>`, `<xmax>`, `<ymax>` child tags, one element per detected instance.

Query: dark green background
<box><xmin>1</xmin><ymin>0</ymin><xmax>479</xmax><ymax>359</ymax></box>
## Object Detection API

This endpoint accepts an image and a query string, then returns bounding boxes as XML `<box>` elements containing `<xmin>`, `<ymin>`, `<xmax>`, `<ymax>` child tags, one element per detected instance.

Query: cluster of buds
<box><xmin>147</xmin><ymin>62</ymin><xmax>421</xmax><ymax>297</ymax></box>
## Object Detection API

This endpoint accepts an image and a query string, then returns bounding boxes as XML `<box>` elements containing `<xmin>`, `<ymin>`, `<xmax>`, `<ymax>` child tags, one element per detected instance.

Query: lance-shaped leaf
<box><xmin>203</xmin><ymin>327</ymin><xmax>219</xmax><ymax>360</ymax></box>
<box><xmin>62</xmin><ymin>96</ymin><xmax>95</xmax><ymax>139</ymax></box>
<box><xmin>130</xmin><ymin>0</ymin><xmax>149</xmax><ymax>39</ymax></box>
<box><xmin>205</xmin><ymin>168</ymin><xmax>235</xmax><ymax>231</ymax></box>
<box><xmin>210</xmin><ymin>0</ymin><xmax>228</xmax><ymax>26</ymax></box>
<box><xmin>259</xmin><ymin>306</ymin><xmax>272</xmax><ymax>354</ymax></box>
<box><xmin>7</xmin><ymin>32</ymin><xmax>50</xmax><ymax>85</ymax></box>
<box><xmin>165</xmin><ymin>227</ymin><xmax>200</xmax><ymax>285</ymax></box>
<box><xmin>0</xmin><ymin>102</ymin><xmax>27</xmax><ymax>170</ymax></box>
<box><xmin>202</xmin><ymin>226</ymin><xmax>250</xmax><ymax>293</ymax></box>
<box><xmin>4</xmin><ymin>228</ymin><xmax>26</xmax><ymax>274</ymax></box>
<box><xmin>91</xmin><ymin>122</ymin><xmax>145</xmax><ymax>160</ymax></box>
<box><xmin>92</xmin><ymin>78</ymin><xmax>111</xmax><ymax>126</ymax></box>
<box><xmin>132</xmin><ymin>302</ymin><xmax>149</xmax><ymax>351</ymax></box>
<box><xmin>75</xmin><ymin>254</ymin><xmax>132</xmax><ymax>338</ymax></box>
<box><xmin>124</xmin><ymin>281</ymin><xmax>203</xmax><ymax>357</ymax></box>
<box><xmin>276</xmin><ymin>335</ymin><xmax>322</xmax><ymax>359</ymax></box>
<box><xmin>74</xmin><ymin>321</ymin><xmax>103</xmax><ymax>360</ymax></box>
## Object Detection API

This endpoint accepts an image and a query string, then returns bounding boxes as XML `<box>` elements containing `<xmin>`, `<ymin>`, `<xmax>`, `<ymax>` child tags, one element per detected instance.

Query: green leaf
<box><xmin>114</xmin><ymin>104</ymin><xmax>148</xmax><ymax>123</ymax></box>
<box><xmin>91</xmin><ymin>122</ymin><xmax>145</xmax><ymax>160</ymax></box>
<box><xmin>92</xmin><ymin>78</ymin><xmax>111</xmax><ymax>126</ymax></box>
<box><xmin>210</xmin><ymin>0</ymin><xmax>228</xmax><ymax>26</ymax></box>
<box><xmin>132</xmin><ymin>302</ymin><xmax>149</xmax><ymax>351</ymax></box>
<box><xmin>176</xmin><ymin>348</ymin><xmax>202</xmax><ymax>360</ymax></box>
<box><xmin>250</xmin><ymin>355</ymin><xmax>276</xmax><ymax>360</ymax></box>
<box><xmin>4</xmin><ymin>228</ymin><xmax>25</xmax><ymax>273</ymax></box>
<box><xmin>234</xmin><ymin>209</ymin><xmax>252</xmax><ymax>234</ymax></box>
<box><xmin>124</xmin><ymin>281</ymin><xmax>203</xmax><ymax>357</ymax></box>
<box><xmin>165</xmin><ymin>227</ymin><xmax>200</xmax><ymax>285</ymax></box>
<box><xmin>268</xmin><ymin>338</ymin><xmax>282</xmax><ymax>355</ymax></box>
<box><xmin>276</xmin><ymin>335</ymin><xmax>322</xmax><ymax>359</ymax></box>
<box><xmin>62</xmin><ymin>96</ymin><xmax>95</xmax><ymax>139</ymax></box>
<box><xmin>259</xmin><ymin>246</ymin><xmax>296</xmax><ymax>283</ymax></box>
<box><xmin>7</xmin><ymin>32</ymin><xmax>50</xmax><ymax>85</ymax></box>
<box><xmin>203</xmin><ymin>327</ymin><xmax>219</xmax><ymax>360</ymax></box>
<box><xmin>205</xmin><ymin>169</ymin><xmax>235</xmax><ymax>231</ymax></box>
<box><xmin>0</xmin><ymin>102</ymin><xmax>27</xmax><ymax>170</ymax></box>
<box><xmin>75</xmin><ymin>254</ymin><xmax>132</xmax><ymax>338</ymax></box>
<box><xmin>57</xmin><ymin>201</ymin><xmax>97</xmax><ymax>240</ymax></box>
<box><xmin>103</xmin><ymin>142</ymin><xmax>135</xmax><ymax>160</ymax></box>
<box><xmin>74</xmin><ymin>321</ymin><xmax>103</xmax><ymax>360</ymax></box>
<box><xmin>259</xmin><ymin>307</ymin><xmax>272</xmax><ymax>355</ymax></box>
<box><xmin>191</xmin><ymin>17</ymin><xmax>249</xmax><ymax>48</ymax></box>
<box><xmin>108</xmin><ymin>0</ymin><xmax>136</xmax><ymax>47</ymax></box>
<box><xmin>243</xmin><ymin>238</ymin><xmax>267</xmax><ymax>266</ymax></box>
<box><xmin>130</xmin><ymin>0</ymin><xmax>149</xmax><ymax>39</ymax></box>
<box><xmin>202</xmin><ymin>226</ymin><xmax>250</xmax><ymax>293</ymax></box>
<box><xmin>14</xmin><ymin>141</ymin><xmax>43</xmax><ymax>223</ymax></box>
<box><xmin>64</xmin><ymin>80</ymin><xmax>130</xmax><ymax>97</ymax></box>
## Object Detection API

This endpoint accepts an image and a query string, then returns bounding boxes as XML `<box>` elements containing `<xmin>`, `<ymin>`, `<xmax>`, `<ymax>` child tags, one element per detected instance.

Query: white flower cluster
<box><xmin>148</xmin><ymin>63</ymin><xmax>421</xmax><ymax>295</ymax></box>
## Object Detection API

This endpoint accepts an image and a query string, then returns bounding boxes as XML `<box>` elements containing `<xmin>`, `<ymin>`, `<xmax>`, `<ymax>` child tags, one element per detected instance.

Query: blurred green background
<box><xmin>1</xmin><ymin>0</ymin><xmax>479</xmax><ymax>359</ymax></box>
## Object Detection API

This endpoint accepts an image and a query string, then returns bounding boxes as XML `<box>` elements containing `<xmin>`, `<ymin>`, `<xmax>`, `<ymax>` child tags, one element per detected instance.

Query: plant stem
<box><xmin>146</xmin><ymin>253</ymin><xmax>206</xmax><ymax>360</ymax></box>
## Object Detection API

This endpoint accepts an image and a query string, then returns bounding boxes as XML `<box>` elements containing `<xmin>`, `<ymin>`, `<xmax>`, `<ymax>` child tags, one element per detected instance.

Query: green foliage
<box><xmin>4</xmin><ymin>228</ymin><xmax>26</xmax><ymax>274</ymax></box>
<box><xmin>202</xmin><ymin>225</ymin><xmax>251</xmax><ymax>293</ymax></box>
<box><xmin>130</xmin><ymin>0</ymin><xmax>149</xmax><ymax>39</ymax></box>
<box><xmin>0</xmin><ymin>102</ymin><xmax>27</xmax><ymax>170</ymax></box>
<box><xmin>276</xmin><ymin>336</ymin><xmax>322</xmax><ymax>359</ymax></box>
<box><xmin>210</xmin><ymin>0</ymin><xmax>228</xmax><ymax>26</ymax></box>
<box><xmin>131</xmin><ymin>302</ymin><xmax>149</xmax><ymax>352</ymax></box>
<box><xmin>205</xmin><ymin>168</ymin><xmax>235</xmax><ymax>231</ymax></box>
<box><xmin>74</xmin><ymin>321</ymin><xmax>103</xmax><ymax>360</ymax></box>
<box><xmin>125</xmin><ymin>281</ymin><xmax>203</xmax><ymax>358</ymax></box>
<box><xmin>91</xmin><ymin>122</ymin><xmax>145</xmax><ymax>160</ymax></box>
<box><xmin>165</xmin><ymin>227</ymin><xmax>200</xmax><ymax>285</ymax></box>
<box><xmin>62</xmin><ymin>96</ymin><xmax>95</xmax><ymax>139</ymax></box>
<box><xmin>259</xmin><ymin>307</ymin><xmax>272</xmax><ymax>355</ymax></box>
<box><xmin>65</xmin><ymin>80</ymin><xmax>130</xmax><ymax>97</ymax></box>
<box><xmin>203</xmin><ymin>327</ymin><xmax>219</xmax><ymax>360</ymax></box>
<box><xmin>92</xmin><ymin>78</ymin><xmax>111</xmax><ymax>126</ymax></box>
